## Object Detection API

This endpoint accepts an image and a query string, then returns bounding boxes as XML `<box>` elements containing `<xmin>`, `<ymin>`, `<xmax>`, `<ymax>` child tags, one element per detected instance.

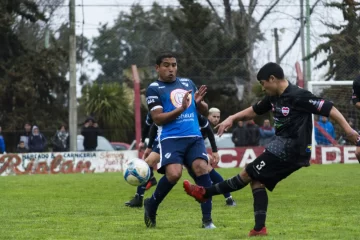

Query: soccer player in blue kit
<box><xmin>125</xmin><ymin>111</ymin><xmax>236</xmax><ymax>207</ymax></box>
<box><xmin>144</xmin><ymin>52</ymin><xmax>215</xmax><ymax>228</ymax></box>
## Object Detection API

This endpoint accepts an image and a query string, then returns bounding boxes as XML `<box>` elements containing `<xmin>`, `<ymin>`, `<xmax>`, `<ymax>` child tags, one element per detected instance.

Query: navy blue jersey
<box><xmin>145</xmin><ymin>112</ymin><xmax>153</xmax><ymax>126</ymax></box>
<box><xmin>146</xmin><ymin>78</ymin><xmax>201</xmax><ymax>141</ymax></box>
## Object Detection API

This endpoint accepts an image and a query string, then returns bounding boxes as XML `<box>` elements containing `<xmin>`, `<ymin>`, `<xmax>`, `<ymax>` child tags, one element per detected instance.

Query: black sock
<box><xmin>253</xmin><ymin>188</ymin><xmax>268</xmax><ymax>231</ymax></box>
<box><xmin>204</xmin><ymin>174</ymin><xmax>248</xmax><ymax>198</ymax></box>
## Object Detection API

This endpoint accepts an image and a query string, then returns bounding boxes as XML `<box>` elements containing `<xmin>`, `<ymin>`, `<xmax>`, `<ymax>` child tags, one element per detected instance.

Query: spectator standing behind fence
<box><xmin>16</xmin><ymin>141</ymin><xmax>28</xmax><ymax>153</ymax></box>
<box><xmin>259</xmin><ymin>119</ymin><xmax>275</xmax><ymax>146</ymax></box>
<box><xmin>232</xmin><ymin>121</ymin><xmax>248</xmax><ymax>147</ymax></box>
<box><xmin>52</xmin><ymin>125</ymin><xmax>70</xmax><ymax>152</ymax></box>
<box><xmin>315</xmin><ymin>116</ymin><xmax>335</xmax><ymax>145</ymax></box>
<box><xmin>81</xmin><ymin>117</ymin><xmax>101</xmax><ymax>151</ymax></box>
<box><xmin>0</xmin><ymin>126</ymin><xmax>5</xmax><ymax>154</ymax></box>
<box><xmin>338</xmin><ymin>118</ymin><xmax>358</xmax><ymax>145</ymax></box>
<box><xmin>245</xmin><ymin>120</ymin><xmax>260</xmax><ymax>146</ymax></box>
<box><xmin>29</xmin><ymin>126</ymin><xmax>47</xmax><ymax>152</ymax></box>
<box><xmin>19</xmin><ymin>122</ymin><xmax>32</xmax><ymax>150</ymax></box>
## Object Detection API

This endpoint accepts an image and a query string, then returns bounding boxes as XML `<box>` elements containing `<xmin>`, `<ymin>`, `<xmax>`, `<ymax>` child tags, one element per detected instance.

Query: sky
<box><xmin>54</xmin><ymin>0</ymin><xmax>346</xmax><ymax>96</ymax></box>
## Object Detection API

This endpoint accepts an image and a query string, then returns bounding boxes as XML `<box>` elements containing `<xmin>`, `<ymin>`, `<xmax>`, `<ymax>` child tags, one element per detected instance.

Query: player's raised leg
<box><xmin>207</xmin><ymin>156</ymin><xmax>236</xmax><ymax>206</ymax></box>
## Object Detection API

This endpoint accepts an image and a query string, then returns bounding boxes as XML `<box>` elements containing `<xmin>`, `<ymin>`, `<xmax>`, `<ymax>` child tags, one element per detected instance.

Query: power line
<box><xmin>38</xmin><ymin>3</ymin><xmax>336</xmax><ymax>8</ymax></box>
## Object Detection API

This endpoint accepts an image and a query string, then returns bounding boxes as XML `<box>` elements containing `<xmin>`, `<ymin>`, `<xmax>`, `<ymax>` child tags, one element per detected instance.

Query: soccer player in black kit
<box><xmin>183</xmin><ymin>62</ymin><xmax>359</xmax><ymax>236</ymax></box>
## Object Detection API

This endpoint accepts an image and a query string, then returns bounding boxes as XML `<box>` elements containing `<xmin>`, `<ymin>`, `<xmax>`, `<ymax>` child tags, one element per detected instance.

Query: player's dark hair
<box><xmin>257</xmin><ymin>62</ymin><xmax>284</xmax><ymax>81</ymax></box>
<box><xmin>156</xmin><ymin>52</ymin><xmax>176</xmax><ymax>65</ymax></box>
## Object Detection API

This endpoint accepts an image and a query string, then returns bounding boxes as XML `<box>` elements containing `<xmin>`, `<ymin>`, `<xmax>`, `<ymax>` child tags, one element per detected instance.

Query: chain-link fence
<box><xmin>1</xmin><ymin>0</ymin><xmax>360</xmax><ymax>151</ymax></box>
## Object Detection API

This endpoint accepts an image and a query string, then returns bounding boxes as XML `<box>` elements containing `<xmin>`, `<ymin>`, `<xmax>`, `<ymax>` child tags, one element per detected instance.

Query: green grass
<box><xmin>1</xmin><ymin>165</ymin><xmax>360</xmax><ymax>240</ymax></box>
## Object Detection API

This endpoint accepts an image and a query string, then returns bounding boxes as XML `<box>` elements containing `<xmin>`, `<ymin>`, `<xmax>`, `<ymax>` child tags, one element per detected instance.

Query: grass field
<box><xmin>1</xmin><ymin>164</ymin><xmax>360</xmax><ymax>240</ymax></box>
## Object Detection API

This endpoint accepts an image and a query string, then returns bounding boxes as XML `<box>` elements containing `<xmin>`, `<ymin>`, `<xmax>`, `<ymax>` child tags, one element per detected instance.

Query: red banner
<box><xmin>205</xmin><ymin>146</ymin><xmax>358</xmax><ymax>167</ymax></box>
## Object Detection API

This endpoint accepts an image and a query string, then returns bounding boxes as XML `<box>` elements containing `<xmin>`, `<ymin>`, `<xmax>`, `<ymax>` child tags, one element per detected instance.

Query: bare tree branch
<box><xmin>248</xmin><ymin>0</ymin><xmax>258</xmax><ymax>17</ymax></box>
<box><xmin>223</xmin><ymin>0</ymin><xmax>233</xmax><ymax>32</ymax></box>
<box><xmin>237</xmin><ymin>0</ymin><xmax>246</xmax><ymax>13</ymax></box>
<box><xmin>279</xmin><ymin>0</ymin><xmax>321</xmax><ymax>62</ymax></box>
<box><xmin>205</xmin><ymin>0</ymin><xmax>227</xmax><ymax>32</ymax></box>
<box><xmin>253</xmin><ymin>0</ymin><xmax>280</xmax><ymax>31</ymax></box>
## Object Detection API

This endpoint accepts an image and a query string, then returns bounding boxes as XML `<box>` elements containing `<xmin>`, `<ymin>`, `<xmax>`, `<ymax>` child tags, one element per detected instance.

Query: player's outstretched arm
<box><xmin>215</xmin><ymin>106</ymin><xmax>257</xmax><ymax>136</ymax></box>
<box><xmin>329</xmin><ymin>106</ymin><xmax>359</xmax><ymax>145</ymax></box>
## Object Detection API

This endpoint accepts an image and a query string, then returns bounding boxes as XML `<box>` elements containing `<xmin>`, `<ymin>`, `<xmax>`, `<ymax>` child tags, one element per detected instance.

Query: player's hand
<box><xmin>139</xmin><ymin>142</ymin><xmax>145</xmax><ymax>149</ymax></box>
<box><xmin>195</xmin><ymin>85</ymin><xmax>207</xmax><ymax>104</ymax></box>
<box><xmin>211</xmin><ymin>152</ymin><xmax>219</xmax><ymax>167</ymax></box>
<box><xmin>84</xmin><ymin>122</ymin><xmax>90</xmax><ymax>127</ymax></box>
<box><xmin>142</xmin><ymin>148</ymin><xmax>152</xmax><ymax>160</ymax></box>
<box><xmin>346</xmin><ymin>129</ymin><xmax>360</xmax><ymax>145</ymax></box>
<box><xmin>215</xmin><ymin>116</ymin><xmax>234</xmax><ymax>137</ymax></box>
<box><xmin>181</xmin><ymin>90</ymin><xmax>192</xmax><ymax>110</ymax></box>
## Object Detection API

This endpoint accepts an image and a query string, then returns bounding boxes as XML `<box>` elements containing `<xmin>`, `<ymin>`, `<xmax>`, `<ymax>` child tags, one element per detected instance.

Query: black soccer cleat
<box><xmin>225</xmin><ymin>196</ymin><xmax>236</xmax><ymax>206</ymax></box>
<box><xmin>144</xmin><ymin>198</ymin><xmax>157</xmax><ymax>228</ymax></box>
<box><xmin>125</xmin><ymin>194</ymin><xmax>143</xmax><ymax>208</ymax></box>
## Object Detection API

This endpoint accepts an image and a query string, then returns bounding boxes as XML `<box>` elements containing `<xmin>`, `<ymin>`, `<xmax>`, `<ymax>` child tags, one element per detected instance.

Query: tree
<box><xmin>0</xmin><ymin>0</ymin><xmax>70</xmax><ymax>150</ymax></box>
<box><xmin>78</xmin><ymin>83</ymin><xmax>134</xmax><ymax>142</ymax></box>
<box><xmin>307</xmin><ymin>0</ymin><xmax>360</xmax><ymax>80</ymax></box>
<box><xmin>91</xmin><ymin>3</ymin><xmax>180</xmax><ymax>87</ymax></box>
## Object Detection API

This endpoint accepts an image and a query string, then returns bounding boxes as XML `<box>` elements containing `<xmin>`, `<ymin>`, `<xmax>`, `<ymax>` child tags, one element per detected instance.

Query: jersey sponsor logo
<box><xmin>146</xmin><ymin>96</ymin><xmax>158</xmax><ymax>105</ymax></box>
<box><xmin>309</xmin><ymin>99</ymin><xmax>324</xmax><ymax>111</ymax></box>
<box><xmin>170</xmin><ymin>88</ymin><xmax>192</xmax><ymax>108</ymax></box>
<box><xmin>281</xmin><ymin>107</ymin><xmax>290</xmax><ymax>116</ymax></box>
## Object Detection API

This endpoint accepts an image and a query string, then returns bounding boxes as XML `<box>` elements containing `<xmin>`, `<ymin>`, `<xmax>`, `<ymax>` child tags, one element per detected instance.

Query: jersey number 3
<box><xmin>256</xmin><ymin>160</ymin><xmax>266</xmax><ymax>171</ymax></box>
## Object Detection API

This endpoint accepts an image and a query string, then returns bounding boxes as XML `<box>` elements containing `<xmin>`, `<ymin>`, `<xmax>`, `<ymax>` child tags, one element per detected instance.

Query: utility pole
<box><xmin>274</xmin><ymin>28</ymin><xmax>280</xmax><ymax>64</ymax></box>
<box><xmin>300</xmin><ymin>0</ymin><xmax>306</xmax><ymax>85</ymax></box>
<box><xmin>69</xmin><ymin>0</ymin><xmax>77</xmax><ymax>151</ymax></box>
<box><xmin>305</xmin><ymin>0</ymin><xmax>311</xmax><ymax>88</ymax></box>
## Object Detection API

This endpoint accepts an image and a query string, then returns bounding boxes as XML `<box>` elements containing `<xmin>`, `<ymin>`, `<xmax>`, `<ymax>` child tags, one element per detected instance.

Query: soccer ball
<box><xmin>123</xmin><ymin>158</ymin><xmax>151</xmax><ymax>186</ymax></box>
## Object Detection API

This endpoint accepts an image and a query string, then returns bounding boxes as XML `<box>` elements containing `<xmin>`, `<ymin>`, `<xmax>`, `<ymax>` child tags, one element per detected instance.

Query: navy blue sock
<box><xmin>209</xmin><ymin>169</ymin><xmax>231</xmax><ymax>199</ymax></box>
<box><xmin>195</xmin><ymin>173</ymin><xmax>212</xmax><ymax>221</ymax></box>
<box><xmin>150</xmin><ymin>167</ymin><xmax>154</xmax><ymax>178</ymax></box>
<box><xmin>136</xmin><ymin>184</ymin><xmax>146</xmax><ymax>197</ymax></box>
<box><xmin>148</xmin><ymin>175</ymin><xmax>176</xmax><ymax>208</ymax></box>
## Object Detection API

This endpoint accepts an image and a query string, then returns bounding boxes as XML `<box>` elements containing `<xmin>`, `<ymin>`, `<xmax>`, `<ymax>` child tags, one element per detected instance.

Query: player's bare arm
<box><xmin>215</xmin><ymin>106</ymin><xmax>257</xmax><ymax>136</ymax></box>
<box><xmin>150</xmin><ymin>90</ymin><xmax>191</xmax><ymax>126</ymax></box>
<box><xmin>328</xmin><ymin>106</ymin><xmax>359</xmax><ymax>144</ymax></box>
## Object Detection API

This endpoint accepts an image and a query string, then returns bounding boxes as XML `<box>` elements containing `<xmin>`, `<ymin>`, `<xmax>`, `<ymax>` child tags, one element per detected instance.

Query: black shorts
<box><xmin>245</xmin><ymin>150</ymin><xmax>302</xmax><ymax>191</ymax></box>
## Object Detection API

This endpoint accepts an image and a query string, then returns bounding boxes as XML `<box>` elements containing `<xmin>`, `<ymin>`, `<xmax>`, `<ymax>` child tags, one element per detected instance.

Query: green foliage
<box><xmin>91</xmin><ymin>3</ymin><xmax>180</xmax><ymax>86</ymax></box>
<box><xmin>0</xmin><ymin>0</ymin><xmax>69</xmax><ymax>150</ymax></box>
<box><xmin>307</xmin><ymin>1</ymin><xmax>360</xmax><ymax>80</ymax></box>
<box><xmin>79</xmin><ymin>83</ymin><xmax>134</xmax><ymax>142</ymax></box>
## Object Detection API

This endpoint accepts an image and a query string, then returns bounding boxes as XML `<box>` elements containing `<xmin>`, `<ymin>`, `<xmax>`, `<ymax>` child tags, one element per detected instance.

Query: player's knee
<box><xmin>250</xmin><ymin>180</ymin><xmax>264</xmax><ymax>189</ymax></box>
<box><xmin>192</xmin><ymin>159</ymin><xmax>208</xmax><ymax>176</ymax></box>
<box><xmin>240</xmin><ymin>169</ymin><xmax>252</xmax><ymax>182</ymax></box>
<box><xmin>166</xmin><ymin>170</ymin><xmax>182</xmax><ymax>183</ymax></box>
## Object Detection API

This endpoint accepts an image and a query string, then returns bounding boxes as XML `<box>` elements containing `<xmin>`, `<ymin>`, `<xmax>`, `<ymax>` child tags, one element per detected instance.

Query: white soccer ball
<box><xmin>123</xmin><ymin>158</ymin><xmax>151</xmax><ymax>186</ymax></box>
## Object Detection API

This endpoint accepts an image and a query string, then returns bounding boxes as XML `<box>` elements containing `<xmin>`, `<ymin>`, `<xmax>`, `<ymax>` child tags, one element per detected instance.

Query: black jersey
<box><xmin>252</xmin><ymin>82</ymin><xmax>333</xmax><ymax>165</ymax></box>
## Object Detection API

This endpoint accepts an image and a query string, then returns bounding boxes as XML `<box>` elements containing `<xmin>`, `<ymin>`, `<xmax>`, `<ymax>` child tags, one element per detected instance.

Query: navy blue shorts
<box><xmin>151</xmin><ymin>139</ymin><xmax>160</xmax><ymax>154</ymax></box>
<box><xmin>158</xmin><ymin>137</ymin><xmax>208</xmax><ymax>174</ymax></box>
